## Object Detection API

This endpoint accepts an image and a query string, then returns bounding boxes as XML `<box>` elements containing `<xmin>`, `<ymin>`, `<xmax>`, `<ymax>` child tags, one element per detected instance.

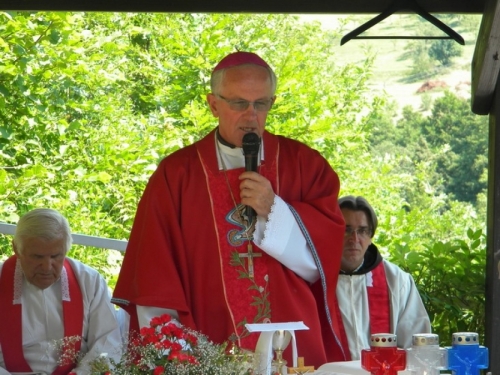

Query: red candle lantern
<box><xmin>361</xmin><ymin>333</ymin><xmax>407</xmax><ymax>375</ymax></box>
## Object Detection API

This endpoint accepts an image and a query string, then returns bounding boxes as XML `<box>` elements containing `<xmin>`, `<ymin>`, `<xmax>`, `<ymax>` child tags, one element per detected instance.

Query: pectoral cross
<box><xmin>239</xmin><ymin>243</ymin><xmax>262</xmax><ymax>279</ymax></box>
<box><xmin>287</xmin><ymin>357</ymin><xmax>315</xmax><ymax>374</ymax></box>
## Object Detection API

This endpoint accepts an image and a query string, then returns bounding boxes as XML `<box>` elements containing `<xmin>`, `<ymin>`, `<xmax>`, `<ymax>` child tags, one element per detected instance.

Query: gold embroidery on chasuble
<box><xmin>201</xmin><ymin>155</ymin><xmax>276</xmax><ymax>350</ymax></box>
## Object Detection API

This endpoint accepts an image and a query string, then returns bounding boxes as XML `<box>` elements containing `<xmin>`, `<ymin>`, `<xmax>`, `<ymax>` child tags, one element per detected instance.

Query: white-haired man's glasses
<box><xmin>217</xmin><ymin>94</ymin><xmax>273</xmax><ymax>112</ymax></box>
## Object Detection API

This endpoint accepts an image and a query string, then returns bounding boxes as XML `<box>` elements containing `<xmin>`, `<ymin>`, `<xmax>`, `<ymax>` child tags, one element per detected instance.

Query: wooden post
<box><xmin>485</xmin><ymin>72</ymin><xmax>500</xmax><ymax>375</ymax></box>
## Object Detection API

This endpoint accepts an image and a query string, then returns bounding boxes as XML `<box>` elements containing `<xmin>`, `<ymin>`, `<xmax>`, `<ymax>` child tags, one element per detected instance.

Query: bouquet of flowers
<box><xmin>91</xmin><ymin>314</ymin><xmax>254</xmax><ymax>375</ymax></box>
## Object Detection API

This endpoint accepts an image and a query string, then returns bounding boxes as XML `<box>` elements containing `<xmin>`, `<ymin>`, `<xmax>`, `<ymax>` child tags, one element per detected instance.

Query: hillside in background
<box><xmin>301</xmin><ymin>13</ymin><xmax>482</xmax><ymax>115</ymax></box>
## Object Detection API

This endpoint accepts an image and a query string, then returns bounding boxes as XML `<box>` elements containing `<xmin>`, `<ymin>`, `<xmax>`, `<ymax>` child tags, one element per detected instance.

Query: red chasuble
<box><xmin>202</xmin><ymin>158</ymin><xmax>274</xmax><ymax>350</ymax></box>
<box><xmin>113</xmin><ymin>129</ymin><xmax>348</xmax><ymax>367</ymax></box>
<box><xmin>0</xmin><ymin>256</ymin><xmax>83</xmax><ymax>375</ymax></box>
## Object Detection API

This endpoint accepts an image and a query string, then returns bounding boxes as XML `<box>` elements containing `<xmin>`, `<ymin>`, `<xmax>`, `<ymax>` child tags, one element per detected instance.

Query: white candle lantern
<box><xmin>406</xmin><ymin>333</ymin><xmax>447</xmax><ymax>375</ymax></box>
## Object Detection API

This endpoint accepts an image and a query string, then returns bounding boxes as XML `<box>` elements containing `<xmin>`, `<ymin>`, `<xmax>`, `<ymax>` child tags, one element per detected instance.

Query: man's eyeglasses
<box><xmin>217</xmin><ymin>94</ymin><xmax>273</xmax><ymax>112</ymax></box>
<box><xmin>344</xmin><ymin>227</ymin><xmax>372</xmax><ymax>238</ymax></box>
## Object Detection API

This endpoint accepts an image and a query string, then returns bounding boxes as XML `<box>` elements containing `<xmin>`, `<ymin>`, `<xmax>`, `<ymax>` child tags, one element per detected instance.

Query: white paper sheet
<box><xmin>245</xmin><ymin>321</ymin><xmax>309</xmax><ymax>332</ymax></box>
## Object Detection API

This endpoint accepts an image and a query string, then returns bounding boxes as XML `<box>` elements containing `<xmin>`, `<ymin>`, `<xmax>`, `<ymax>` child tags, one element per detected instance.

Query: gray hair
<box><xmin>13</xmin><ymin>208</ymin><xmax>72</xmax><ymax>254</ymax></box>
<box><xmin>210</xmin><ymin>63</ymin><xmax>277</xmax><ymax>96</ymax></box>
<box><xmin>338</xmin><ymin>196</ymin><xmax>378</xmax><ymax>237</ymax></box>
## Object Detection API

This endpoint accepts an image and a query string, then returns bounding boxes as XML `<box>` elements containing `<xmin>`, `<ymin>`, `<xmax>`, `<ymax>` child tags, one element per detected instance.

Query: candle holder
<box><xmin>361</xmin><ymin>333</ymin><xmax>406</xmax><ymax>375</ymax></box>
<box><xmin>406</xmin><ymin>333</ymin><xmax>447</xmax><ymax>375</ymax></box>
<box><xmin>446</xmin><ymin>332</ymin><xmax>488</xmax><ymax>375</ymax></box>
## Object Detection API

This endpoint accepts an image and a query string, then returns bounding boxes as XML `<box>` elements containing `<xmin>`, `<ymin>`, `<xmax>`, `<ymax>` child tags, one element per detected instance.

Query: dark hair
<box><xmin>338</xmin><ymin>196</ymin><xmax>378</xmax><ymax>237</ymax></box>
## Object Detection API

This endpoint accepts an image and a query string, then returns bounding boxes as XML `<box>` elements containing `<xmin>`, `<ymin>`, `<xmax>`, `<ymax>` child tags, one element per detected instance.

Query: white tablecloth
<box><xmin>290</xmin><ymin>360</ymin><xmax>412</xmax><ymax>375</ymax></box>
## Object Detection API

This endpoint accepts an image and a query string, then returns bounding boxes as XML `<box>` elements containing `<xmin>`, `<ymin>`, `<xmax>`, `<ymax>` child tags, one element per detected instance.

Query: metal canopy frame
<box><xmin>341</xmin><ymin>0</ymin><xmax>465</xmax><ymax>45</ymax></box>
<box><xmin>0</xmin><ymin>2</ymin><xmax>498</xmax><ymax>373</ymax></box>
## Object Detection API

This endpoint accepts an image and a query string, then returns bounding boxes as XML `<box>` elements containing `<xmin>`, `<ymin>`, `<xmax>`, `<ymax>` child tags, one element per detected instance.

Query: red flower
<box><xmin>167</xmin><ymin>350</ymin><xmax>197</xmax><ymax>364</ymax></box>
<box><xmin>117</xmin><ymin>315</ymin><xmax>208</xmax><ymax>372</ymax></box>
<box><xmin>140</xmin><ymin>326</ymin><xmax>156</xmax><ymax>338</ymax></box>
<box><xmin>150</xmin><ymin>314</ymin><xmax>171</xmax><ymax>328</ymax></box>
<box><xmin>184</xmin><ymin>332</ymin><xmax>198</xmax><ymax>346</ymax></box>
<box><xmin>169</xmin><ymin>342</ymin><xmax>183</xmax><ymax>352</ymax></box>
<box><xmin>159</xmin><ymin>314</ymin><xmax>172</xmax><ymax>324</ymax></box>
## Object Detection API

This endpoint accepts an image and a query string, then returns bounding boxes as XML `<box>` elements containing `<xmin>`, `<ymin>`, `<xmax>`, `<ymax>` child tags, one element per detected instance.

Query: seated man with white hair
<box><xmin>0</xmin><ymin>208</ymin><xmax>122</xmax><ymax>375</ymax></box>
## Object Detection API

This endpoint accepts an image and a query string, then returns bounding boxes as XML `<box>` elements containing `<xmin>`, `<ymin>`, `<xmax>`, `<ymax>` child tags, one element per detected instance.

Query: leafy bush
<box><xmin>387</xmin><ymin>228</ymin><xmax>486</xmax><ymax>345</ymax></box>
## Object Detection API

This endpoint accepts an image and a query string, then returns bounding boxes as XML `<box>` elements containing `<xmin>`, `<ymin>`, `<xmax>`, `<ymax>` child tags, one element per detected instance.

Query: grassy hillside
<box><xmin>301</xmin><ymin>13</ymin><xmax>482</xmax><ymax>114</ymax></box>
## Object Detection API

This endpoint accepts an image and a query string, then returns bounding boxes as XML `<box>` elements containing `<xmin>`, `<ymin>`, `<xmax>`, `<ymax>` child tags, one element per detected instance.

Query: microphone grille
<box><xmin>242</xmin><ymin>133</ymin><xmax>261</xmax><ymax>155</ymax></box>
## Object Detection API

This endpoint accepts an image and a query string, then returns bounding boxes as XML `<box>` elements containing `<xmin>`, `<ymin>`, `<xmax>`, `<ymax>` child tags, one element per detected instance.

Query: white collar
<box><xmin>13</xmin><ymin>258</ymin><xmax>70</xmax><ymax>304</ymax></box>
<box><xmin>215</xmin><ymin>132</ymin><xmax>264</xmax><ymax>170</ymax></box>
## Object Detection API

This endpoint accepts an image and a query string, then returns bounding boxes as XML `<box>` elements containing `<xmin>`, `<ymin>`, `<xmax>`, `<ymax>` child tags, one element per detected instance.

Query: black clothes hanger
<box><xmin>340</xmin><ymin>0</ymin><xmax>465</xmax><ymax>46</ymax></box>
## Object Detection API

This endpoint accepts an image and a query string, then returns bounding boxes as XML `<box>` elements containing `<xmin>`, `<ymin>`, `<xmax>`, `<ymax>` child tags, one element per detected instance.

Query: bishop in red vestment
<box><xmin>112</xmin><ymin>51</ymin><xmax>349</xmax><ymax>368</ymax></box>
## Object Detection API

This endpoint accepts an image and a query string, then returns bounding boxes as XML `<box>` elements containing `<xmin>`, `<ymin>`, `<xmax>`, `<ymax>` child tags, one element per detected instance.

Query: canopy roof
<box><xmin>2</xmin><ymin>0</ymin><xmax>487</xmax><ymax>13</ymax></box>
<box><xmin>3</xmin><ymin>0</ymin><xmax>500</xmax><ymax>372</ymax></box>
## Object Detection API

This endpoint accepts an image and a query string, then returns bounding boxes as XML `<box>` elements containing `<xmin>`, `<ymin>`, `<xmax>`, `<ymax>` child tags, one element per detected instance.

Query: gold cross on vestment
<box><xmin>239</xmin><ymin>243</ymin><xmax>262</xmax><ymax>279</ymax></box>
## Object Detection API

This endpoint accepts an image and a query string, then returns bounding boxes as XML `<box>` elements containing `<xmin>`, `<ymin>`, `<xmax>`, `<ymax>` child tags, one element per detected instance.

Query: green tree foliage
<box><xmin>0</xmin><ymin>11</ymin><xmax>379</xmax><ymax>278</ymax></box>
<box><xmin>403</xmin><ymin>40</ymin><xmax>436</xmax><ymax>82</ymax></box>
<box><xmin>369</xmin><ymin>92</ymin><xmax>488</xmax><ymax>205</ymax></box>
<box><xmin>424</xmin><ymin>93</ymin><xmax>488</xmax><ymax>203</ymax></box>
<box><xmin>389</xmin><ymin>227</ymin><xmax>486</xmax><ymax>344</ymax></box>
<box><xmin>0</xmin><ymin>12</ymin><xmax>487</xmax><ymax>346</ymax></box>
<box><xmin>428</xmin><ymin>39</ymin><xmax>462</xmax><ymax>66</ymax></box>
<box><xmin>363</xmin><ymin>91</ymin><xmax>487</xmax><ymax>343</ymax></box>
<box><xmin>397</xmin><ymin>14</ymin><xmax>471</xmax><ymax>82</ymax></box>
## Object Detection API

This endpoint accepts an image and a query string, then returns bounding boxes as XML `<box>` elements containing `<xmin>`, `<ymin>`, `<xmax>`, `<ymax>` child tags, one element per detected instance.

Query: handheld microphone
<box><xmin>242</xmin><ymin>132</ymin><xmax>261</xmax><ymax>224</ymax></box>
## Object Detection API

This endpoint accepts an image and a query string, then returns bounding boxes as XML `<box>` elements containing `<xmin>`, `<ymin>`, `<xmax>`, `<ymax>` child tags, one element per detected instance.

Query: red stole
<box><xmin>199</xmin><ymin>148</ymin><xmax>278</xmax><ymax>350</ymax></box>
<box><xmin>0</xmin><ymin>256</ymin><xmax>84</xmax><ymax>375</ymax></box>
<box><xmin>367</xmin><ymin>263</ymin><xmax>391</xmax><ymax>334</ymax></box>
<box><xmin>337</xmin><ymin>262</ymin><xmax>390</xmax><ymax>360</ymax></box>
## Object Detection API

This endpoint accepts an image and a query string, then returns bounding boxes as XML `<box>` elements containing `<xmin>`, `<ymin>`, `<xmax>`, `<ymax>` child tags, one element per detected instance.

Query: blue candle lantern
<box><xmin>406</xmin><ymin>333</ymin><xmax>447</xmax><ymax>375</ymax></box>
<box><xmin>446</xmin><ymin>332</ymin><xmax>488</xmax><ymax>375</ymax></box>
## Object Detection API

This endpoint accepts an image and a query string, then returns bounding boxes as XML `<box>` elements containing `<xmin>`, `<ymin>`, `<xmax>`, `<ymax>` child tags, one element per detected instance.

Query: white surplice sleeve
<box><xmin>68</xmin><ymin>260</ymin><xmax>123</xmax><ymax>374</ymax></box>
<box><xmin>384</xmin><ymin>260</ymin><xmax>432</xmax><ymax>348</ymax></box>
<box><xmin>253</xmin><ymin>195</ymin><xmax>319</xmax><ymax>283</ymax></box>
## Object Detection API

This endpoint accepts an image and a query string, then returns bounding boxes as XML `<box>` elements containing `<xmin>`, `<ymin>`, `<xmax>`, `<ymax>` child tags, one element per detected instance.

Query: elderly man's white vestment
<box><xmin>0</xmin><ymin>257</ymin><xmax>122</xmax><ymax>375</ymax></box>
